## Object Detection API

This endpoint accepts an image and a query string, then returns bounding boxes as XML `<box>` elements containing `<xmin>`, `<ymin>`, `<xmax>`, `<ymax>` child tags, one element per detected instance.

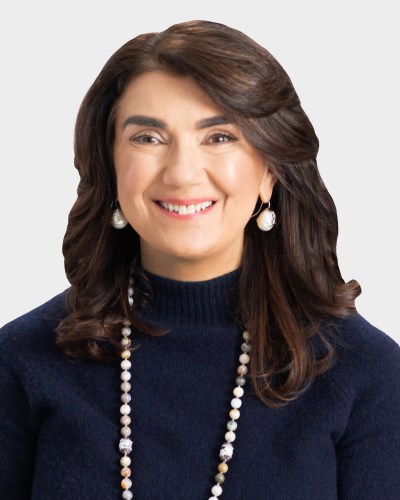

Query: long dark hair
<box><xmin>57</xmin><ymin>20</ymin><xmax>361</xmax><ymax>407</ymax></box>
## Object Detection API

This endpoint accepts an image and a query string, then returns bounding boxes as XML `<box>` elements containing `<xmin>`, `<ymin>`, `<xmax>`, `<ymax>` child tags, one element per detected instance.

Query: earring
<box><xmin>111</xmin><ymin>201</ymin><xmax>128</xmax><ymax>229</ymax></box>
<box><xmin>256</xmin><ymin>201</ymin><xmax>276</xmax><ymax>231</ymax></box>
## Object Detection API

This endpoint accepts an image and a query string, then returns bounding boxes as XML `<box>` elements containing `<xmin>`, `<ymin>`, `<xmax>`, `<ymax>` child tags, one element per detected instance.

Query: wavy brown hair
<box><xmin>57</xmin><ymin>20</ymin><xmax>361</xmax><ymax>407</ymax></box>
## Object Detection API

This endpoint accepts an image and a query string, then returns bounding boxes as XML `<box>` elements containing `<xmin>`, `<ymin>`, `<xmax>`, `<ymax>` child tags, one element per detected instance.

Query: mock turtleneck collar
<box><xmin>139</xmin><ymin>269</ymin><xmax>240</xmax><ymax>327</ymax></box>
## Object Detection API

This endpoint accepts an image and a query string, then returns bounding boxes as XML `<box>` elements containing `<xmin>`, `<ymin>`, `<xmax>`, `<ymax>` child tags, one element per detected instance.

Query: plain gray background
<box><xmin>0</xmin><ymin>1</ymin><xmax>398</xmax><ymax>344</ymax></box>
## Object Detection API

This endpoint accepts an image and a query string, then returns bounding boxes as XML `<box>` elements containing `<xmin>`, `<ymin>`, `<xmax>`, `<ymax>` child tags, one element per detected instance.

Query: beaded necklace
<box><xmin>117</xmin><ymin>279</ymin><xmax>251</xmax><ymax>499</ymax></box>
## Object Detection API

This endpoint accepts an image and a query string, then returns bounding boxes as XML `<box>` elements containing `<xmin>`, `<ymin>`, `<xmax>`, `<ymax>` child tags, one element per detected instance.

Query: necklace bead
<box><xmin>218</xmin><ymin>462</ymin><xmax>228</xmax><ymax>473</ymax></box>
<box><xmin>121</xmin><ymin>466</ymin><xmax>131</xmax><ymax>477</ymax></box>
<box><xmin>233</xmin><ymin>386</ymin><xmax>244</xmax><ymax>398</ymax></box>
<box><xmin>121</xmin><ymin>338</ymin><xmax>131</xmax><ymax>348</ymax></box>
<box><xmin>120</xmin><ymin>415</ymin><xmax>131</xmax><ymax>426</ymax></box>
<box><xmin>119</xmin><ymin>438</ymin><xmax>133</xmax><ymax>454</ymax></box>
<box><xmin>121</xmin><ymin>359</ymin><xmax>131</xmax><ymax>370</ymax></box>
<box><xmin>120</xmin><ymin>456</ymin><xmax>131</xmax><ymax>467</ymax></box>
<box><xmin>121</xmin><ymin>371</ymin><xmax>131</xmax><ymax>382</ymax></box>
<box><xmin>237</xmin><ymin>365</ymin><xmax>248</xmax><ymax>376</ymax></box>
<box><xmin>226</xmin><ymin>420</ymin><xmax>237</xmax><ymax>431</ymax></box>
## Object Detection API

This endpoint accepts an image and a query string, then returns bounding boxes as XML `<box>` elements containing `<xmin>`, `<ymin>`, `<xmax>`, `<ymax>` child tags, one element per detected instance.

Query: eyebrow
<box><xmin>122</xmin><ymin>115</ymin><xmax>167</xmax><ymax>129</ymax></box>
<box><xmin>196</xmin><ymin>115</ymin><xmax>231</xmax><ymax>129</ymax></box>
<box><xmin>121</xmin><ymin>114</ymin><xmax>232</xmax><ymax>130</ymax></box>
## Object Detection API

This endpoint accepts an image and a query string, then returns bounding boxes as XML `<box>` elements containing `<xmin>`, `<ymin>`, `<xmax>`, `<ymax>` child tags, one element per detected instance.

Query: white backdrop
<box><xmin>0</xmin><ymin>1</ymin><xmax>398</xmax><ymax>344</ymax></box>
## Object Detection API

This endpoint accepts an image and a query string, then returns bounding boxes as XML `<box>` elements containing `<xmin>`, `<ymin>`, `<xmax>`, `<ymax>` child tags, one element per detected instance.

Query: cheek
<box><xmin>215</xmin><ymin>157</ymin><xmax>265</xmax><ymax>197</ymax></box>
<box><xmin>114</xmin><ymin>155</ymin><xmax>150</xmax><ymax>202</ymax></box>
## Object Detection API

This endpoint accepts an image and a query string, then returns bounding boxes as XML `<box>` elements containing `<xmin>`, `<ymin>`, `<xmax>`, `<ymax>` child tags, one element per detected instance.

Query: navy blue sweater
<box><xmin>1</xmin><ymin>271</ymin><xmax>400</xmax><ymax>499</ymax></box>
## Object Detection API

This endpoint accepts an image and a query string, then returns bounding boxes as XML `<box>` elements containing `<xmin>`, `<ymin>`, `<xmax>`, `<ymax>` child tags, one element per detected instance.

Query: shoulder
<box><xmin>0</xmin><ymin>290</ymin><xmax>69</xmax><ymax>354</ymax></box>
<box><xmin>321</xmin><ymin>312</ymin><xmax>400</xmax><ymax>400</ymax></box>
<box><xmin>328</xmin><ymin>312</ymin><xmax>399</xmax><ymax>362</ymax></box>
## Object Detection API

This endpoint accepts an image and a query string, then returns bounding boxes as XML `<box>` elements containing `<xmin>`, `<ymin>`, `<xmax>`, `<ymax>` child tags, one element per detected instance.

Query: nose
<box><xmin>162</xmin><ymin>141</ymin><xmax>204</xmax><ymax>188</ymax></box>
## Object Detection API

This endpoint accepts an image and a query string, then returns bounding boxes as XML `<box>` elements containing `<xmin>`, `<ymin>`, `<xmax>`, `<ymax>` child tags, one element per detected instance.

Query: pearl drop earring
<box><xmin>256</xmin><ymin>201</ymin><xmax>276</xmax><ymax>231</ymax></box>
<box><xmin>111</xmin><ymin>201</ymin><xmax>128</xmax><ymax>229</ymax></box>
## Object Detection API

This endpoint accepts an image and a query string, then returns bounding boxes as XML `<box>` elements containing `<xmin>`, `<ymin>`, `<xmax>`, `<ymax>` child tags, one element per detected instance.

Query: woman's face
<box><xmin>113</xmin><ymin>71</ymin><xmax>275</xmax><ymax>280</ymax></box>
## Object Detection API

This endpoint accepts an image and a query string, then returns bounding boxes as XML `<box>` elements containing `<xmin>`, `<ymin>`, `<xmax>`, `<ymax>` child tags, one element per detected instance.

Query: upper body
<box><xmin>2</xmin><ymin>19</ymin><xmax>399</xmax><ymax>500</ymax></box>
<box><xmin>1</xmin><ymin>273</ymin><xmax>400</xmax><ymax>499</ymax></box>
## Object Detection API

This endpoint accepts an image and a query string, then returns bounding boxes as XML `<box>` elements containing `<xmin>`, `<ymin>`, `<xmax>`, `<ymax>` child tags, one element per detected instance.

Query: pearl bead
<box><xmin>237</xmin><ymin>365</ymin><xmax>248</xmax><ymax>375</ymax></box>
<box><xmin>128</xmin><ymin>286</ymin><xmax>134</xmax><ymax>297</ymax></box>
<box><xmin>239</xmin><ymin>353</ymin><xmax>250</xmax><ymax>364</ymax></box>
<box><xmin>122</xmin><ymin>326</ymin><xmax>131</xmax><ymax>336</ymax></box>
<box><xmin>233</xmin><ymin>386</ymin><xmax>244</xmax><ymax>398</ymax></box>
<box><xmin>121</xmin><ymin>466</ymin><xmax>131</xmax><ymax>477</ymax></box>
<box><xmin>121</xmin><ymin>381</ymin><xmax>131</xmax><ymax>392</ymax></box>
<box><xmin>121</xmin><ymin>478</ymin><xmax>132</xmax><ymax>490</ymax></box>
<box><xmin>120</xmin><ymin>415</ymin><xmax>131</xmax><ymax>426</ymax></box>
<box><xmin>120</xmin><ymin>456</ymin><xmax>131</xmax><ymax>467</ymax></box>
<box><xmin>121</xmin><ymin>426</ymin><xmax>131</xmax><ymax>437</ymax></box>
<box><xmin>208</xmin><ymin>497</ymin><xmax>218</xmax><ymax>500</ymax></box>
<box><xmin>235</xmin><ymin>376</ymin><xmax>246</xmax><ymax>386</ymax></box>
<box><xmin>121</xmin><ymin>371</ymin><xmax>131</xmax><ymax>382</ymax></box>
<box><xmin>128</xmin><ymin>297</ymin><xmax>134</xmax><ymax>306</ymax></box>
<box><xmin>231</xmin><ymin>397</ymin><xmax>242</xmax><ymax>409</ymax></box>
<box><xmin>120</xmin><ymin>404</ymin><xmax>131</xmax><ymax>415</ymax></box>
<box><xmin>122</xmin><ymin>487</ymin><xmax>132</xmax><ymax>498</ymax></box>
<box><xmin>225</xmin><ymin>431</ymin><xmax>236</xmax><ymax>442</ymax></box>
<box><xmin>121</xmin><ymin>359</ymin><xmax>132</xmax><ymax>370</ymax></box>
<box><xmin>218</xmin><ymin>462</ymin><xmax>229</xmax><ymax>473</ymax></box>
<box><xmin>229</xmin><ymin>408</ymin><xmax>240</xmax><ymax>420</ymax></box>
<box><xmin>121</xmin><ymin>349</ymin><xmax>131</xmax><ymax>359</ymax></box>
<box><xmin>121</xmin><ymin>393</ymin><xmax>131</xmax><ymax>403</ymax></box>
<box><xmin>242</xmin><ymin>330</ymin><xmax>250</xmax><ymax>341</ymax></box>
<box><xmin>211</xmin><ymin>484</ymin><xmax>223</xmax><ymax>496</ymax></box>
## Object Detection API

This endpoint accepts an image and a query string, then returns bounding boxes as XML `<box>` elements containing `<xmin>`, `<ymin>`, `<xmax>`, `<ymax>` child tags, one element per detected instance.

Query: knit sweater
<box><xmin>0</xmin><ymin>271</ymin><xmax>400</xmax><ymax>500</ymax></box>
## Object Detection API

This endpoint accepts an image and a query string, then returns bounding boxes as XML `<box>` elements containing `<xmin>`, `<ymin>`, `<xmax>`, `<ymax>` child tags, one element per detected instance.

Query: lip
<box><xmin>154</xmin><ymin>198</ymin><xmax>216</xmax><ymax>219</ymax></box>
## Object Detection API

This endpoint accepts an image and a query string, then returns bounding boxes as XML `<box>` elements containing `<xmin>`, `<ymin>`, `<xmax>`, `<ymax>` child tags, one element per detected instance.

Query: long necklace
<box><xmin>117</xmin><ymin>280</ymin><xmax>251</xmax><ymax>499</ymax></box>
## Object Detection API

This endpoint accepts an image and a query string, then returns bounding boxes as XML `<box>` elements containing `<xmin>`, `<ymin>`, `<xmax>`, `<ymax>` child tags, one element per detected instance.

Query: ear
<box><xmin>259</xmin><ymin>167</ymin><xmax>277</xmax><ymax>203</ymax></box>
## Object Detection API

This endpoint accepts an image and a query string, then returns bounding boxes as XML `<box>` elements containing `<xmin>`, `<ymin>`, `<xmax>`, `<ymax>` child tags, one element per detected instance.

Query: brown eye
<box><xmin>207</xmin><ymin>133</ymin><xmax>237</xmax><ymax>144</ymax></box>
<box><xmin>130</xmin><ymin>133</ymin><xmax>162</xmax><ymax>144</ymax></box>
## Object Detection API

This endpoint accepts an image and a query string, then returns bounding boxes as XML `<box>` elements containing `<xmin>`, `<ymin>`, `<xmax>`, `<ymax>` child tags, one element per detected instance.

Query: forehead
<box><xmin>115</xmin><ymin>71</ymin><xmax>223</xmax><ymax>120</ymax></box>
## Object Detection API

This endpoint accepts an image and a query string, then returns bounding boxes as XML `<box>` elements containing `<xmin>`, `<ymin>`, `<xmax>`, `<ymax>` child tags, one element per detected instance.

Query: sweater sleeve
<box><xmin>0</xmin><ymin>347</ymin><xmax>36</xmax><ymax>498</ymax></box>
<box><xmin>336</xmin><ymin>342</ymin><xmax>400</xmax><ymax>499</ymax></box>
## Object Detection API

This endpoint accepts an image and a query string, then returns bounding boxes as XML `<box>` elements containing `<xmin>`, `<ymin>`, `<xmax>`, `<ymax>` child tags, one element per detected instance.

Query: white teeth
<box><xmin>159</xmin><ymin>201</ymin><xmax>213</xmax><ymax>214</ymax></box>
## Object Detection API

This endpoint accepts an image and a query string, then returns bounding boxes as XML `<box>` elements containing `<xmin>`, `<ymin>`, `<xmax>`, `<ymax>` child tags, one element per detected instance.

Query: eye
<box><xmin>130</xmin><ymin>132</ymin><xmax>163</xmax><ymax>145</ymax></box>
<box><xmin>206</xmin><ymin>132</ymin><xmax>238</xmax><ymax>144</ymax></box>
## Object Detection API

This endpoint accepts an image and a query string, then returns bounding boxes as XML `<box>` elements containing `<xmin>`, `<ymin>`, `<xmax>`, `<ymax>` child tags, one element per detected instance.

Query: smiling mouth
<box><xmin>157</xmin><ymin>200</ymin><xmax>214</xmax><ymax>215</ymax></box>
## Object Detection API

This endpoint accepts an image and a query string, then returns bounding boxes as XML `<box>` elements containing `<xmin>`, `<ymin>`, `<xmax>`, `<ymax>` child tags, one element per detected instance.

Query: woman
<box><xmin>0</xmin><ymin>20</ymin><xmax>399</xmax><ymax>500</ymax></box>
